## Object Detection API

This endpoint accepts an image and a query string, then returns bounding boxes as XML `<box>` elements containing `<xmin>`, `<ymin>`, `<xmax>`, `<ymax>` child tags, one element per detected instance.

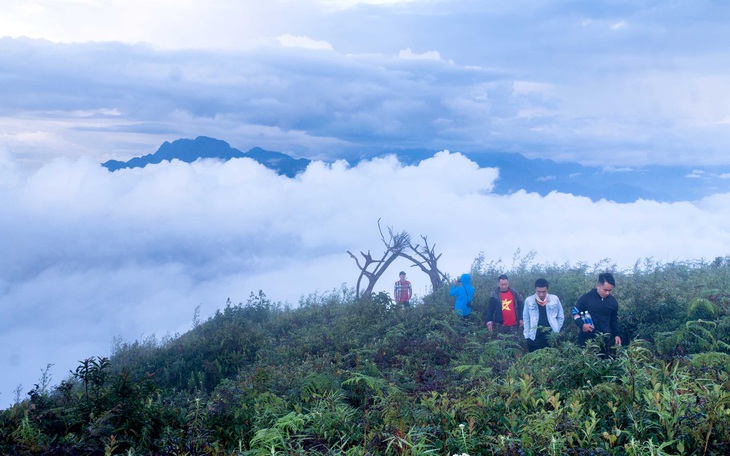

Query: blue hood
<box><xmin>450</xmin><ymin>273</ymin><xmax>475</xmax><ymax>316</ymax></box>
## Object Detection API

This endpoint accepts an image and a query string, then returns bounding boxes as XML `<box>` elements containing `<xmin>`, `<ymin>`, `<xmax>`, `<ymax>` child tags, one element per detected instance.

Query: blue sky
<box><xmin>2</xmin><ymin>0</ymin><xmax>730</xmax><ymax>405</ymax></box>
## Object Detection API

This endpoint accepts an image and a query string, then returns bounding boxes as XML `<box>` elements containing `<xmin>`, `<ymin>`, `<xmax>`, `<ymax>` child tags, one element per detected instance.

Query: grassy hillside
<box><xmin>2</xmin><ymin>256</ymin><xmax>730</xmax><ymax>455</ymax></box>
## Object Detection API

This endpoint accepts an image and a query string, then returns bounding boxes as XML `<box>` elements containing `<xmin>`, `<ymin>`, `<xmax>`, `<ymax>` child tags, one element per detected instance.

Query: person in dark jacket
<box><xmin>573</xmin><ymin>272</ymin><xmax>622</xmax><ymax>355</ymax></box>
<box><xmin>486</xmin><ymin>274</ymin><xmax>523</xmax><ymax>336</ymax></box>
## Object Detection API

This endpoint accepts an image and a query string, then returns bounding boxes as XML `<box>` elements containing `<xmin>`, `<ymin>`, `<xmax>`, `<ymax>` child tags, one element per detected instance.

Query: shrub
<box><xmin>687</xmin><ymin>297</ymin><xmax>721</xmax><ymax>320</ymax></box>
<box><xmin>5</xmin><ymin>254</ymin><xmax>730</xmax><ymax>454</ymax></box>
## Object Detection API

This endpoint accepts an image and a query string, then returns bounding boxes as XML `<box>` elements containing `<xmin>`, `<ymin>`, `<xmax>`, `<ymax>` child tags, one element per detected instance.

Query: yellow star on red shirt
<box><xmin>502</xmin><ymin>299</ymin><xmax>513</xmax><ymax>311</ymax></box>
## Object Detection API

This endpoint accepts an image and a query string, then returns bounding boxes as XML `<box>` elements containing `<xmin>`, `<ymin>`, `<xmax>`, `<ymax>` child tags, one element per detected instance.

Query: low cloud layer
<box><xmin>2</xmin><ymin>151</ymin><xmax>730</xmax><ymax>404</ymax></box>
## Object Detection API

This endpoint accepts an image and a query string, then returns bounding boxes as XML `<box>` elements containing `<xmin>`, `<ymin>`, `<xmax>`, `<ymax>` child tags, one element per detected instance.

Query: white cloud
<box><xmin>0</xmin><ymin>1</ymin><xmax>322</xmax><ymax>50</ymax></box>
<box><xmin>318</xmin><ymin>0</ymin><xmax>421</xmax><ymax>8</ymax></box>
<box><xmin>2</xmin><ymin>152</ymin><xmax>730</xmax><ymax>405</ymax></box>
<box><xmin>277</xmin><ymin>34</ymin><xmax>334</xmax><ymax>50</ymax></box>
<box><xmin>686</xmin><ymin>170</ymin><xmax>704</xmax><ymax>179</ymax></box>
<box><xmin>512</xmin><ymin>80</ymin><xmax>555</xmax><ymax>96</ymax></box>
<box><xmin>4</xmin><ymin>0</ymin><xmax>730</xmax><ymax>167</ymax></box>
<box><xmin>603</xmin><ymin>166</ymin><xmax>634</xmax><ymax>173</ymax></box>
<box><xmin>398</xmin><ymin>47</ymin><xmax>446</xmax><ymax>62</ymax></box>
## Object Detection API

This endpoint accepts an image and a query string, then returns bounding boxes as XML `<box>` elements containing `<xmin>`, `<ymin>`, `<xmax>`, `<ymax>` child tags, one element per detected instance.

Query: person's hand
<box><xmin>519</xmin><ymin>320</ymin><xmax>524</xmax><ymax>328</ymax></box>
<box><xmin>615</xmin><ymin>336</ymin><xmax>622</xmax><ymax>346</ymax></box>
<box><xmin>582</xmin><ymin>323</ymin><xmax>594</xmax><ymax>332</ymax></box>
<box><xmin>487</xmin><ymin>321</ymin><xmax>493</xmax><ymax>331</ymax></box>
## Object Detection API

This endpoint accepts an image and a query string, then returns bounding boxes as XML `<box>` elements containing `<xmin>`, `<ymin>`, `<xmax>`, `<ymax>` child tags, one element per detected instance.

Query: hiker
<box><xmin>573</xmin><ymin>272</ymin><xmax>622</xmax><ymax>356</ymax></box>
<box><xmin>450</xmin><ymin>273</ymin><xmax>475</xmax><ymax>317</ymax></box>
<box><xmin>486</xmin><ymin>274</ymin><xmax>524</xmax><ymax>336</ymax></box>
<box><xmin>523</xmin><ymin>278</ymin><xmax>564</xmax><ymax>351</ymax></box>
<box><xmin>394</xmin><ymin>271</ymin><xmax>412</xmax><ymax>307</ymax></box>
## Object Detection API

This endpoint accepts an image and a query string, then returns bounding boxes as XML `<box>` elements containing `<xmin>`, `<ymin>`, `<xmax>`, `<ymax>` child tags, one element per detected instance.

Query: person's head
<box><xmin>596</xmin><ymin>272</ymin><xmax>616</xmax><ymax>298</ymax></box>
<box><xmin>498</xmin><ymin>274</ymin><xmax>509</xmax><ymax>292</ymax></box>
<box><xmin>399</xmin><ymin>271</ymin><xmax>406</xmax><ymax>280</ymax></box>
<box><xmin>534</xmin><ymin>278</ymin><xmax>549</xmax><ymax>301</ymax></box>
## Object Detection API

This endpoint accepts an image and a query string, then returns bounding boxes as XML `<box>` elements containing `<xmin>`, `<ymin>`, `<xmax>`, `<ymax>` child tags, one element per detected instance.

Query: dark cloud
<box><xmin>3</xmin><ymin>18</ymin><xmax>730</xmax><ymax>168</ymax></box>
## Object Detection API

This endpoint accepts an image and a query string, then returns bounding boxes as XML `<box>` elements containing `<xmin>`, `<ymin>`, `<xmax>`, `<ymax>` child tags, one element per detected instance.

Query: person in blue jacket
<box><xmin>450</xmin><ymin>273</ymin><xmax>475</xmax><ymax>317</ymax></box>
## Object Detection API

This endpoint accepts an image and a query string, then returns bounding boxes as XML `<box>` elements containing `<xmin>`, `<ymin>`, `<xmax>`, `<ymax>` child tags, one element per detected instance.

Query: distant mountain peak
<box><xmin>101</xmin><ymin>136</ymin><xmax>730</xmax><ymax>203</ymax></box>
<box><xmin>101</xmin><ymin>136</ymin><xmax>311</xmax><ymax>177</ymax></box>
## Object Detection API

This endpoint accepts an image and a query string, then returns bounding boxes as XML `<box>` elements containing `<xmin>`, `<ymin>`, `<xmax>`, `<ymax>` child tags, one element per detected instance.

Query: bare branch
<box><xmin>348</xmin><ymin>220</ymin><xmax>412</xmax><ymax>298</ymax></box>
<box><xmin>349</xmin><ymin>222</ymin><xmax>446</xmax><ymax>298</ymax></box>
<box><xmin>401</xmin><ymin>235</ymin><xmax>447</xmax><ymax>292</ymax></box>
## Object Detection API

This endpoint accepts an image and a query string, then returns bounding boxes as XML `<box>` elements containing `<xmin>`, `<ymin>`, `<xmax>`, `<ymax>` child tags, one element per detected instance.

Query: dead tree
<box><xmin>347</xmin><ymin>220</ymin><xmax>410</xmax><ymax>299</ymax></box>
<box><xmin>398</xmin><ymin>235</ymin><xmax>448</xmax><ymax>292</ymax></box>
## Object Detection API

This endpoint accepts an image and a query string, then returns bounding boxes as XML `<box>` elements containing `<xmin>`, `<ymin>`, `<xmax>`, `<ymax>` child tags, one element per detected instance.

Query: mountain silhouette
<box><xmin>101</xmin><ymin>136</ymin><xmax>730</xmax><ymax>203</ymax></box>
<box><xmin>102</xmin><ymin>136</ymin><xmax>310</xmax><ymax>178</ymax></box>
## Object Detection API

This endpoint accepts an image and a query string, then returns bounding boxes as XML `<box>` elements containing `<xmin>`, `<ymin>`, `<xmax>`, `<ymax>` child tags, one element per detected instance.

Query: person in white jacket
<box><xmin>523</xmin><ymin>278</ymin><xmax>564</xmax><ymax>351</ymax></box>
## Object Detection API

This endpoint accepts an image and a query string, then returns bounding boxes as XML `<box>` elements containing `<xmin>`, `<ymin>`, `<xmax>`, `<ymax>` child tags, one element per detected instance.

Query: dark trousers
<box><xmin>578</xmin><ymin>332</ymin><xmax>616</xmax><ymax>357</ymax></box>
<box><xmin>527</xmin><ymin>326</ymin><xmax>551</xmax><ymax>351</ymax></box>
<box><xmin>494</xmin><ymin>323</ymin><xmax>521</xmax><ymax>337</ymax></box>
<box><xmin>527</xmin><ymin>337</ymin><xmax>549</xmax><ymax>352</ymax></box>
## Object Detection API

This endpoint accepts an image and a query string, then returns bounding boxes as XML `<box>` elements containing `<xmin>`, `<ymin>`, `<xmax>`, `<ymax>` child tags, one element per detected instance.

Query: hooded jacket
<box><xmin>449</xmin><ymin>273</ymin><xmax>475</xmax><ymax>317</ymax></box>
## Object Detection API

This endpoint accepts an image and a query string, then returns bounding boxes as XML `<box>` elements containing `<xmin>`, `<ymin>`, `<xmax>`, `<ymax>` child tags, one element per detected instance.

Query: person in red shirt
<box><xmin>394</xmin><ymin>271</ymin><xmax>412</xmax><ymax>307</ymax></box>
<box><xmin>486</xmin><ymin>274</ymin><xmax>524</xmax><ymax>336</ymax></box>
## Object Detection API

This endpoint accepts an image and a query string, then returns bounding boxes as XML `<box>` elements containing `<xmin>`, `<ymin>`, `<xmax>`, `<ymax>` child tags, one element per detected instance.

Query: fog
<box><xmin>2</xmin><ymin>150</ymin><xmax>729</xmax><ymax>405</ymax></box>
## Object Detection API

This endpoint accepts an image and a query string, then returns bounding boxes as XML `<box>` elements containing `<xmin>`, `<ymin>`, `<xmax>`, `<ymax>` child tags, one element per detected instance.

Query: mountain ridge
<box><xmin>101</xmin><ymin>136</ymin><xmax>730</xmax><ymax>203</ymax></box>
<box><xmin>102</xmin><ymin>136</ymin><xmax>311</xmax><ymax>178</ymax></box>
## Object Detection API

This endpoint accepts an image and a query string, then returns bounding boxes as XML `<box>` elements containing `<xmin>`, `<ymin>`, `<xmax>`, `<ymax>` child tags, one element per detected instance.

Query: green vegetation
<box><xmin>3</xmin><ymin>255</ymin><xmax>730</xmax><ymax>455</ymax></box>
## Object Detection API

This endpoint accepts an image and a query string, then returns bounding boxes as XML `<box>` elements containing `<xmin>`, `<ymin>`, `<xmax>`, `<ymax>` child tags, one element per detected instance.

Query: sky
<box><xmin>1</xmin><ymin>0</ymin><xmax>730</xmax><ymax>405</ymax></box>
